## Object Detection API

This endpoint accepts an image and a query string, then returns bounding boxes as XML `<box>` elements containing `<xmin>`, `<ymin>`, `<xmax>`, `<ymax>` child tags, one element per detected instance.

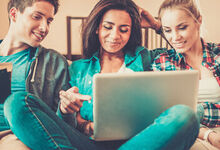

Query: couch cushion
<box><xmin>0</xmin><ymin>130</ymin><xmax>30</xmax><ymax>150</ymax></box>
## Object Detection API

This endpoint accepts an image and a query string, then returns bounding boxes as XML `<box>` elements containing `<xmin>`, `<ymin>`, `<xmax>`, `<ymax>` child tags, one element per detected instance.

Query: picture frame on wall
<box><xmin>66</xmin><ymin>16</ymin><xmax>87</xmax><ymax>60</ymax></box>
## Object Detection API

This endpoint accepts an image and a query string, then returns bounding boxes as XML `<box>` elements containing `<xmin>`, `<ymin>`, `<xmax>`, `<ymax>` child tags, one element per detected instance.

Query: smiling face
<box><xmin>11</xmin><ymin>1</ymin><xmax>54</xmax><ymax>47</ymax></box>
<box><xmin>161</xmin><ymin>8</ymin><xmax>201</xmax><ymax>53</ymax></box>
<box><xmin>98</xmin><ymin>9</ymin><xmax>132</xmax><ymax>54</ymax></box>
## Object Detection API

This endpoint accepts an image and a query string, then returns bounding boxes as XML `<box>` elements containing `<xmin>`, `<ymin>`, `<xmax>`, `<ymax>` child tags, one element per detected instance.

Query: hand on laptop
<box><xmin>59</xmin><ymin>86</ymin><xmax>91</xmax><ymax>114</ymax></box>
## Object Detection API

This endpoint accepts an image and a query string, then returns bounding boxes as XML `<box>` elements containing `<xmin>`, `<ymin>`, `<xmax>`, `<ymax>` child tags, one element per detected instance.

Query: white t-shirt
<box><xmin>118</xmin><ymin>63</ymin><xmax>134</xmax><ymax>73</ymax></box>
<box><xmin>198</xmin><ymin>66</ymin><xmax>220</xmax><ymax>103</ymax></box>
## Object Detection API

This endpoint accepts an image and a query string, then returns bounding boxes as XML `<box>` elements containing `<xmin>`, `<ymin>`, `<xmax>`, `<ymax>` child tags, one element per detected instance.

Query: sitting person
<box><xmin>0</xmin><ymin>0</ymin><xmax>70</xmax><ymax>149</ymax></box>
<box><xmin>150</xmin><ymin>0</ymin><xmax>220</xmax><ymax>149</ymax></box>
<box><xmin>3</xmin><ymin>0</ymin><xmax>199</xmax><ymax>149</ymax></box>
<box><xmin>60</xmin><ymin>0</ymin><xmax>199</xmax><ymax>149</ymax></box>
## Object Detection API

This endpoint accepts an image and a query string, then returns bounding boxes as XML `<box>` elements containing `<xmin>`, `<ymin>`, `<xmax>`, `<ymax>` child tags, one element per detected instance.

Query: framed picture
<box><xmin>66</xmin><ymin>16</ymin><xmax>87</xmax><ymax>60</ymax></box>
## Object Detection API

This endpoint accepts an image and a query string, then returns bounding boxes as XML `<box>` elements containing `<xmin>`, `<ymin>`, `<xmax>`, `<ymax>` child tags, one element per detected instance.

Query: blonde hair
<box><xmin>158</xmin><ymin>0</ymin><xmax>206</xmax><ymax>37</ymax></box>
<box><xmin>158</xmin><ymin>0</ymin><xmax>201</xmax><ymax>23</ymax></box>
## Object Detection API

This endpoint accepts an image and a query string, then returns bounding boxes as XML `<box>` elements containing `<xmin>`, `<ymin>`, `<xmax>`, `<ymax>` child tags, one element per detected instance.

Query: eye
<box><xmin>47</xmin><ymin>19</ymin><xmax>53</xmax><ymax>25</ymax></box>
<box><xmin>47</xmin><ymin>21</ymin><xmax>51</xmax><ymax>25</ymax></box>
<box><xmin>32</xmin><ymin>14</ymin><xmax>41</xmax><ymax>20</ymax></box>
<box><xmin>162</xmin><ymin>28</ymin><xmax>171</xmax><ymax>33</ymax></box>
<box><xmin>178</xmin><ymin>25</ymin><xmax>187</xmax><ymax>30</ymax></box>
<box><xmin>119</xmin><ymin>27</ymin><xmax>129</xmax><ymax>33</ymax></box>
<box><xmin>103</xmin><ymin>24</ymin><xmax>112</xmax><ymax>30</ymax></box>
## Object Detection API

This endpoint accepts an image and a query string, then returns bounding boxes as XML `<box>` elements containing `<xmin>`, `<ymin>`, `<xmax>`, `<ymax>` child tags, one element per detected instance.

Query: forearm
<box><xmin>141</xmin><ymin>8</ymin><xmax>161</xmax><ymax>31</ymax></box>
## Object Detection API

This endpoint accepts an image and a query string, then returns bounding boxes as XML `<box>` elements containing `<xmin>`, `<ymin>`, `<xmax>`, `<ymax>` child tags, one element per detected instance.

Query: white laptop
<box><xmin>92</xmin><ymin>70</ymin><xmax>199</xmax><ymax>141</ymax></box>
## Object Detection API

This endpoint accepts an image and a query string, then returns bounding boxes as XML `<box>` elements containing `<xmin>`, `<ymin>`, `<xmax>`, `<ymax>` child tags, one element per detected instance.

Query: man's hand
<box><xmin>59</xmin><ymin>86</ymin><xmax>91</xmax><ymax>114</ymax></box>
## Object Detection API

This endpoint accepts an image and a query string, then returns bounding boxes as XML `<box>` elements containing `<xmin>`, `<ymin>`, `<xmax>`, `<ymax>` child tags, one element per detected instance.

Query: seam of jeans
<box><xmin>25</xmin><ymin>94</ymin><xmax>62</xmax><ymax>150</ymax></box>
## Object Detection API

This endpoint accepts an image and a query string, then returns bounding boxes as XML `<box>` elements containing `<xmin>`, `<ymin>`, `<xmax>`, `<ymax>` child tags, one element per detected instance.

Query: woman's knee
<box><xmin>163</xmin><ymin>105</ymin><xmax>200</xmax><ymax>149</ymax></box>
<box><xmin>169</xmin><ymin>105</ymin><xmax>197</xmax><ymax>121</ymax></box>
<box><xmin>164</xmin><ymin>105</ymin><xmax>199</xmax><ymax>130</ymax></box>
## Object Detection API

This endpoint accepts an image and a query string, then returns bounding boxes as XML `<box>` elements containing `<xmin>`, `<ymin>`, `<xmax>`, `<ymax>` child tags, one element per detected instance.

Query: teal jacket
<box><xmin>69</xmin><ymin>46</ymin><xmax>164</xmax><ymax>121</ymax></box>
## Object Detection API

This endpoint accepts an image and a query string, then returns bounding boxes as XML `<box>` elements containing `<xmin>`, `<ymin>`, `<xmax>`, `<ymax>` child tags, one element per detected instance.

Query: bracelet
<box><xmin>203</xmin><ymin>129</ymin><xmax>215</xmax><ymax>142</ymax></box>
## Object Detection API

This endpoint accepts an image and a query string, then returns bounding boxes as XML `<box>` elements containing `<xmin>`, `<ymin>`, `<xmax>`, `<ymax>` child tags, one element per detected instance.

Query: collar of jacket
<box><xmin>28</xmin><ymin>45</ymin><xmax>46</xmax><ymax>60</ymax></box>
<box><xmin>84</xmin><ymin>46</ymin><xmax>146</xmax><ymax>66</ymax></box>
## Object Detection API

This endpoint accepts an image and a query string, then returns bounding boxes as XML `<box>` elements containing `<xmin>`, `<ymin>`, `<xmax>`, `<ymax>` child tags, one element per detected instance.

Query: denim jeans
<box><xmin>4</xmin><ymin>92</ymin><xmax>199</xmax><ymax>150</ymax></box>
<box><xmin>0</xmin><ymin>104</ymin><xmax>10</xmax><ymax>131</ymax></box>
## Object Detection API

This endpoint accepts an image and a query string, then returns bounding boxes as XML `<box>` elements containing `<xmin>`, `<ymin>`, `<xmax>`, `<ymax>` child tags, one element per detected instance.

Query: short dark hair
<box><xmin>82</xmin><ymin>0</ymin><xmax>142</xmax><ymax>59</ymax></box>
<box><xmin>7</xmin><ymin>0</ymin><xmax>59</xmax><ymax>15</ymax></box>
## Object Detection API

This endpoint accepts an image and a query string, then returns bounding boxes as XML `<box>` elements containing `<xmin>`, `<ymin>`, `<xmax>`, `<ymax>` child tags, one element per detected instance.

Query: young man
<box><xmin>0</xmin><ymin>0</ymin><xmax>70</xmax><ymax>149</ymax></box>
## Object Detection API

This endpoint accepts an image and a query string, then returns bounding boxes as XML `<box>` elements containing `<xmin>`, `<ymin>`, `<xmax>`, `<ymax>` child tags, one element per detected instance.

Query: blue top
<box><xmin>69</xmin><ymin>46</ymin><xmax>163</xmax><ymax>121</ymax></box>
<box><xmin>0</xmin><ymin>48</ymin><xmax>31</xmax><ymax>93</ymax></box>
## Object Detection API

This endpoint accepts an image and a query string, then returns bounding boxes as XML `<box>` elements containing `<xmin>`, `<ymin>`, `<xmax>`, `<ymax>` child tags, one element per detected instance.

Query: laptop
<box><xmin>92</xmin><ymin>70</ymin><xmax>199</xmax><ymax>141</ymax></box>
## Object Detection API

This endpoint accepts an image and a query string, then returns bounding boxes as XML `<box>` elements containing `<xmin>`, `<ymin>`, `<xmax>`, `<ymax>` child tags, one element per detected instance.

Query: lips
<box><xmin>172</xmin><ymin>41</ymin><xmax>186</xmax><ymax>48</ymax></box>
<box><xmin>33</xmin><ymin>32</ymin><xmax>45</xmax><ymax>41</ymax></box>
<box><xmin>106</xmin><ymin>41</ymin><xmax>120</xmax><ymax>47</ymax></box>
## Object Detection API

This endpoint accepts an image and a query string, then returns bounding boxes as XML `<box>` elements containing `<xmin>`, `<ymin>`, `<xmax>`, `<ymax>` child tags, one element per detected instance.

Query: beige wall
<box><xmin>0</xmin><ymin>0</ymin><xmax>9</xmax><ymax>39</ymax></box>
<box><xmin>41</xmin><ymin>0</ymin><xmax>98</xmax><ymax>54</ymax></box>
<box><xmin>0</xmin><ymin>0</ymin><xmax>219</xmax><ymax>54</ymax></box>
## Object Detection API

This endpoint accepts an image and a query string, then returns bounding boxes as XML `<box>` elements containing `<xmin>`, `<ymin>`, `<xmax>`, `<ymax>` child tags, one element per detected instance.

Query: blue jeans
<box><xmin>0</xmin><ymin>104</ymin><xmax>10</xmax><ymax>131</ymax></box>
<box><xmin>4</xmin><ymin>92</ymin><xmax>199</xmax><ymax>150</ymax></box>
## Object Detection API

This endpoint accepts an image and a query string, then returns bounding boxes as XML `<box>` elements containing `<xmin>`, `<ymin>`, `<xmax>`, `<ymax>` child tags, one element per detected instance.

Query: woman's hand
<box><xmin>76</xmin><ymin>113</ymin><xmax>94</xmax><ymax>136</ymax></box>
<box><xmin>139</xmin><ymin>7</ymin><xmax>161</xmax><ymax>32</ymax></box>
<box><xmin>198</xmin><ymin>127</ymin><xmax>220</xmax><ymax>149</ymax></box>
<box><xmin>59</xmin><ymin>86</ymin><xmax>91</xmax><ymax>114</ymax></box>
<box><xmin>209</xmin><ymin>130</ymin><xmax>220</xmax><ymax>149</ymax></box>
<box><xmin>85</xmin><ymin>121</ymin><xmax>94</xmax><ymax>136</ymax></box>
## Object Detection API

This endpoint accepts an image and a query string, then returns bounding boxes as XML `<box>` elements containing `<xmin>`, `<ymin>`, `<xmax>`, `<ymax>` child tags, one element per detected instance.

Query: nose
<box><xmin>172</xmin><ymin>31</ymin><xmax>181</xmax><ymax>41</ymax></box>
<box><xmin>109</xmin><ymin>28</ymin><xmax>120</xmax><ymax>41</ymax></box>
<box><xmin>39</xmin><ymin>20</ymin><xmax>48</xmax><ymax>33</ymax></box>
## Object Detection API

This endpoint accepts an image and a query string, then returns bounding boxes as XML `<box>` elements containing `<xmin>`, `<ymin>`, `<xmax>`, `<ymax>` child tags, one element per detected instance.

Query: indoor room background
<box><xmin>0</xmin><ymin>0</ymin><xmax>219</xmax><ymax>59</ymax></box>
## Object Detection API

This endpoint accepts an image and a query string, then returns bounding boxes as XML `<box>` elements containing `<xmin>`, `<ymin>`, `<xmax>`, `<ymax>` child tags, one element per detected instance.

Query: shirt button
<box><xmin>88</xmin><ymin>80</ymin><xmax>92</xmax><ymax>84</ymax></box>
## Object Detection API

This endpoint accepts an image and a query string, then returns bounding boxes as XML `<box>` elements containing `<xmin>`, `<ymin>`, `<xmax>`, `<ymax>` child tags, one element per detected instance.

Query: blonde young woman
<box><xmin>141</xmin><ymin>0</ymin><xmax>220</xmax><ymax>149</ymax></box>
